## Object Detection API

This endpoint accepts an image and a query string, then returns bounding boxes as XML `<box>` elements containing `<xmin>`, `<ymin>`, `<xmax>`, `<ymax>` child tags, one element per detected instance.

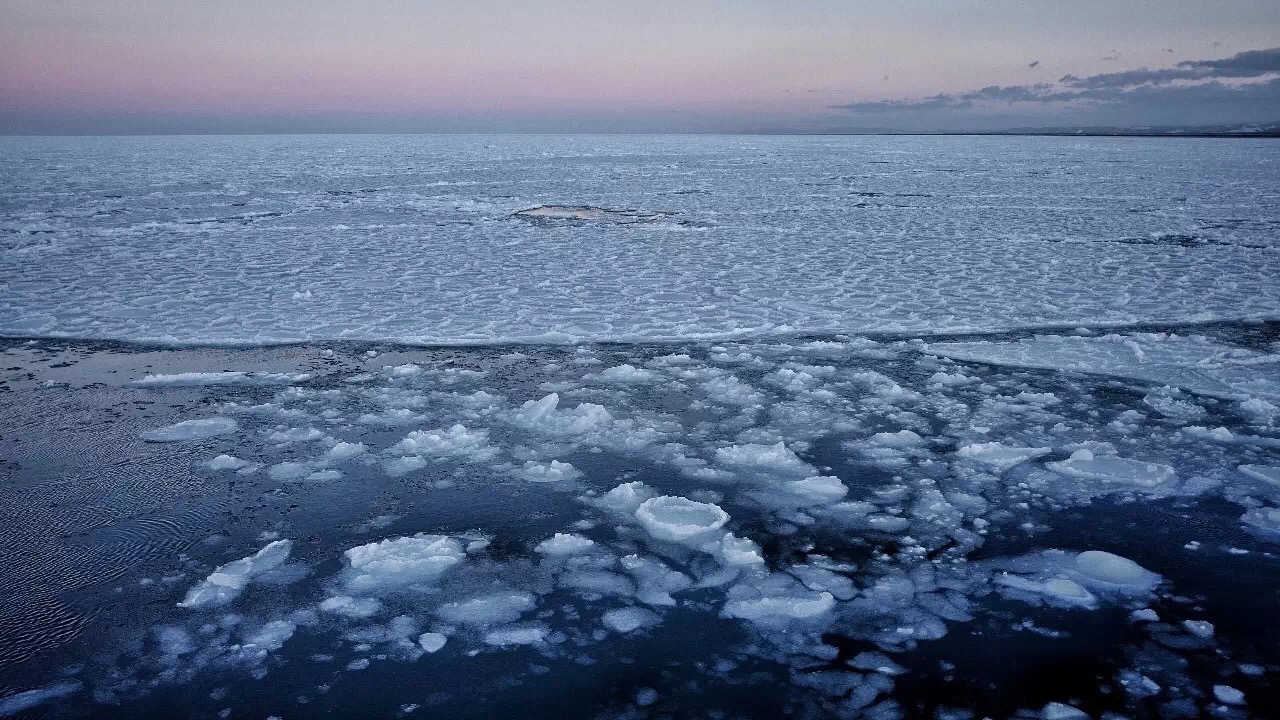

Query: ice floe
<box><xmin>177</xmin><ymin>540</ymin><xmax>293</xmax><ymax>609</ymax></box>
<box><xmin>142</xmin><ymin>417</ymin><xmax>239</xmax><ymax>442</ymax></box>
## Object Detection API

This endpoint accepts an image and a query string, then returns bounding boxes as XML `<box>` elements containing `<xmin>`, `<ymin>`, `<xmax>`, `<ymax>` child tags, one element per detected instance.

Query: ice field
<box><xmin>0</xmin><ymin>135</ymin><xmax>1278</xmax><ymax>719</ymax></box>
<box><xmin>1</xmin><ymin>135</ymin><xmax>1279</xmax><ymax>344</ymax></box>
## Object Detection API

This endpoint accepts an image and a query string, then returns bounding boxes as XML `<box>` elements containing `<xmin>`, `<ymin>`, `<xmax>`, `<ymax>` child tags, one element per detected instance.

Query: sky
<box><xmin>1</xmin><ymin>0</ymin><xmax>1278</xmax><ymax>134</ymax></box>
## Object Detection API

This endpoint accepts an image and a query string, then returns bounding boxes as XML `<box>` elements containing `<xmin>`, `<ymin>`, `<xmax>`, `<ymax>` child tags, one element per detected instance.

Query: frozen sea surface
<box><xmin>1</xmin><ymin>135</ymin><xmax>1279</xmax><ymax>344</ymax></box>
<box><xmin>1</xmin><ymin>136</ymin><xmax>1278</xmax><ymax>719</ymax></box>
<box><xmin>0</xmin><ymin>324</ymin><xmax>1277</xmax><ymax>719</ymax></box>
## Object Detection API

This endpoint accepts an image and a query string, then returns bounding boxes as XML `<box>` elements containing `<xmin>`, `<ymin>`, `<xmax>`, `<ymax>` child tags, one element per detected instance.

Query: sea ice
<box><xmin>436</xmin><ymin>593</ymin><xmax>537</xmax><ymax>626</ymax></box>
<box><xmin>178</xmin><ymin>539</ymin><xmax>293</xmax><ymax>608</ymax></box>
<box><xmin>510</xmin><ymin>393</ymin><xmax>613</xmax><ymax>435</ymax></box>
<box><xmin>482</xmin><ymin>625</ymin><xmax>549</xmax><ymax>646</ymax></box>
<box><xmin>601</xmin><ymin>607</ymin><xmax>661</xmax><ymax>633</ymax></box>
<box><xmin>1046</xmin><ymin>449</ymin><xmax>1175</xmax><ymax>488</ymax></box>
<box><xmin>142</xmin><ymin>417</ymin><xmax>239</xmax><ymax>442</ymax></box>
<box><xmin>534</xmin><ymin>533</ymin><xmax>596</xmax><ymax>556</ymax></box>
<box><xmin>342</xmin><ymin>535</ymin><xmax>465</xmax><ymax>593</ymax></box>
<box><xmin>517</xmin><ymin>460</ymin><xmax>582</xmax><ymax>482</ymax></box>
<box><xmin>635</xmin><ymin>496</ymin><xmax>730</xmax><ymax>544</ymax></box>
<box><xmin>389</xmin><ymin>425</ymin><xmax>496</xmax><ymax>460</ymax></box>
<box><xmin>1073</xmin><ymin>550</ymin><xmax>1160</xmax><ymax>590</ymax></box>
<box><xmin>319</xmin><ymin>596</ymin><xmax>382</xmax><ymax>619</ymax></box>
<box><xmin>418</xmin><ymin>632</ymin><xmax>447</xmax><ymax>653</ymax></box>
<box><xmin>955</xmin><ymin>442</ymin><xmax>1051</xmax><ymax>472</ymax></box>
<box><xmin>0</xmin><ymin>681</ymin><xmax>82</xmax><ymax>717</ymax></box>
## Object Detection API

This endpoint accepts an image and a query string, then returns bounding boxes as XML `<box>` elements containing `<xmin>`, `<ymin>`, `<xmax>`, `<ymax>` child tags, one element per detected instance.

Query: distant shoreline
<box><xmin>1</xmin><ymin>129</ymin><xmax>1279</xmax><ymax>139</ymax></box>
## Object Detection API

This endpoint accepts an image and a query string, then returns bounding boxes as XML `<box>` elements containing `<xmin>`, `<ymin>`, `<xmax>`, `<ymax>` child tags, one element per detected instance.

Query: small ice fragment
<box><xmin>319</xmin><ymin>595</ymin><xmax>382</xmax><ymax>619</ymax></box>
<box><xmin>0</xmin><ymin>680</ymin><xmax>82</xmax><ymax>716</ymax></box>
<box><xmin>518</xmin><ymin>460</ymin><xmax>582</xmax><ymax>482</ymax></box>
<box><xmin>601</xmin><ymin>607</ymin><xmax>661</xmax><ymax>634</ymax></box>
<box><xmin>143</xmin><ymin>417</ymin><xmax>238</xmax><ymax>442</ymax></box>
<box><xmin>1183</xmin><ymin>620</ymin><xmax>1215</xmax><ymax>638</ymax></box>
<box><xmin>1073</xmin><ymin>551</ymin><xmax>1159</xmax><ymax>588</ymax></box>
<box><xmin>178</xmin><ymin>539</ymin><xmax>293</xmax><ymax>608</ymax></box>
<box><xmin>635</xmin><ymin>688</ymin><xmax>659</xmax><ymax>707</ymax></box>
<box><xmin>1040</xmin><ymin>702</ymin><xmax>1089</xmax><ymax>720</ymax></box>
<box><xmin>955</xmin><ymin>442</ymin><xmax>1051</xmax><ymax>471</ymax></box>
<box><xmin>1213</xmin><ymin>685</ymin><xmax>1245</xmax><ymax>706</ymax></box>
<box><xmin>418</xmin><ymin>632</ymin><xmax>447</xmax><ymax>653</ymax></box>
<box><xmin>206</xmin><ymin>454</ymin><xmax>252</xmax><ymax>471</ymax></box>
<box><xmin>482</xmin><ymin>625</ymin><xmax>548</xmax><ymax>646</ymax></box>
<box><xmin>635</xmin><ymin>496</ymin><xmax>729</xmax><ymax>543</ymax></box>
<box><xmin>1047</xmin><ymin>450</ymin><xmax>1175</xmax><ymax>487</ymax></box>
<box><xmin>598</xmin><ymin>481</ymin><xmax>656</xmax><ymax>513</ymax></box>
<box><xmin>342</xmin><ymin>534</ymin><xmax>465</xmax><ymax>593</ymax></box>
<box><xmin>245</xmin><ymin>620</ymin><xmax>296</xmax><ymax>651</ymax></box>
<box><xmin>436</xmin><ymin>593</ymin><xmax>536</xmax><ymax>626</ymax></box>
<box><xmin>534</xmin><ymin>533</ymin><xmax>595</xmax><ymax>556</ymax></box>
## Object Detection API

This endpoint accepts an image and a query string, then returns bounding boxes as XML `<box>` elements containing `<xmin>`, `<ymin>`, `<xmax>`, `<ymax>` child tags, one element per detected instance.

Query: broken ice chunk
<box><xmin>955</xmin><ymin>442</ymin><xmax>1051</xmax><ymax>472</ymax></box>
<box><xmin>635</xmin><ymin>496</ymin><xmax>730</xmax><ymax>544</ymax></box>
<box><xmin>601</xmin><ymin>607</ymin><xmax>661</xmax><ymax>633</ymax></box>
<box><xmin>437</xmin><ymin>593</ymin><xmax>537</xmax><ymax>626</ymax></box>
<box><xmin>1046</xmin><ymin>449</ymin><xmax>1174</xmax><ymax>488</ymax></box>
<box><xmin>534</xmin><ymin>533</ymin><xmax>596</xmax><ymax>556</ymax></box>
<box><xmin>418</xmin><ymin>632</ymin><xmax>447</xmax><ymax>653</ymax></box>
<box><xmin>342</xmin><ymin>534</ymin><xmax>465</xmax><ymax>593</ymax></box>
<box><xmin>142</xmin><ymin>417</ymin><xmax>238</xmax><ymax>442</ymax></box>
<box><xmin>178</xmin><ymin>539</ymin><xmax>293</xmax><ymax>609</ymax></box>
<box><xmin>1073</xmin><ymin>550</ymin><xmax>1160</xmax><ymax>590</ymax></box>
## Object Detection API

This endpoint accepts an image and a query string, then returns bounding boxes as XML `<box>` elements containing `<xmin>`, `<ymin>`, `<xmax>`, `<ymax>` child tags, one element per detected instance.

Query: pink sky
<box><xmin>2</xmin><ymin>1</ymin><xmax>1278</xmax><ymax>132</ymax></box>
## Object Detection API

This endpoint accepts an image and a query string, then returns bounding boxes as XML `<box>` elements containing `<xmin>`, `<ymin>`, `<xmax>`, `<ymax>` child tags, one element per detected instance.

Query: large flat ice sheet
<box><xmin>1</xmin><ymin>135</ymin><xmax>1278</xmax><ymax>344</ymax></box>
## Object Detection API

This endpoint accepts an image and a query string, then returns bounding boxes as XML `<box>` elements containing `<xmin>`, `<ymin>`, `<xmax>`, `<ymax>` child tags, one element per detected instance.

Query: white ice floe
<box><xmin>418</xmin><ymin>632</ymin><xmax>447</xmax><ymax>653</ymax></box>
<box><xmin>1046</xmin><ymin>449</ymin><xmax>1175</xmax><ymax>488</ymax></box>
<box><xmin>482</xmin><ymin>625</ymin><xmax>548</xmax><ymax>646</ymax></box>
<box><xmin>1183</xmin><ymin>425</ymin><xmax>1280</xmax><ymax>448</ymax></box>
<box><xmin>509</xmin><ymin>393</ymin><xmax>613</xmax><ymax>434</ymax></box>
<box><xmin>722</xmin><ymin>574</ymin><xmax>836</xmax><ymax>627</ymax></box>
<box><xmin>714</xmin><ymin>442</ymin><xmax>812</xmax><ymax>476</ymax></box>
<box><xmin>955</xmin><ymin>442</ymin><xmax>1051</xmax><ymax>472</ymax></box>
<box><xmin>635</xmin><ymin>496</ymin><xmax>730</xmax><ymax>544</ymax></box>
<box><xmin>1241</xmin><ymin>505</ymin><xmax>1280</xmax><ymax>537</ymax></box>
<box><xmin>389</xmin><ymin>425</ymin><xmax>496</xmax><ymax>460</ymax></box>
<box><xmin>1073</xmin><ymin>551</ymin><xmax>1160</xmax><ymax>590</ymax></box>
<box><xmin>517</xmin><ymin>460</ymin><xmax>582</xmax><ymax>483</ymax></box>
<box><xmin>1213</xmin><ymin>685</ymin><xmax>1246</xmax><ymax>706</ymax></box>
<box><xmin>595</xmin><ymin>481</ymin><xmax>657</xmax><ymax>514</ymax></box>
<box><xmin>322</xmin><ymin>441</ymin><xmax>368</xmax><ymax>463</ymax></box>
<box><xmin>133</xmin><ymin>371</ymin><xmax>308</xmax><ymax>386</ymax></box>
<box><xmin>619</xmin><ymin>554</ymin><xmax>692</xmax><ymax>607</ymax></box>
<box><xmin>993</xmin><ymin>548</ymin><xmax>1159</xmax><ymax>609</ymax></box>
<box><xmin>342</xmin><ymin>534</ymin><xmax>465</xmax><ymax>593</ymax></box>
<box><xmin>596</xmin><ymin>364</ymin><xmax>658</xmax><ymax>384</ymax></box>
<box><xmin>178</xmin><ymin>539</ymin><xmax>293</xmax><ymax>608</ymax></box>
<box><xmin>142</xmin><ymin>417</ymin><xmax>239</xmax><ymax>442</ymax></box>
<box><xmin>927</xmin><ymin>333</ymin><xmax>1280</xmax><ymax>402</ymax></box>
<box><xmin>601</xmin><ymin>607</ymin><xmax>661</xmax><ymax>633</ymax></box>
<box><xmin>0</xmin><ymin>680</ymin><xmax>82</xmax><ymax>717</ymax></box>
<box><xmin>319</xmin><ymin>595</ymin><xmax>382</xmax><ymax>619</ymax></box>
<box><xmin>436</xmin><ymin>592</ymin><xmax>536</xmax><ymax>626</ymax></box>
<box><xmin>206</xmin><ymin>454</ymin><xmax>253</xmax><ymax>471</ymax></box>
<box><xmin>1040</xmin><ymin>702</ymin><xmax>1090</xmax><ymax>720</ymax></box>
<box><xmin>534</xmin><ymin>533</ymin><xmax>596</xmax><ymax>556</ymax></box>
<box><xmin>244</xmin><ymin>620</ymin><xmax>296</xmax><ymax>652</ymax></box>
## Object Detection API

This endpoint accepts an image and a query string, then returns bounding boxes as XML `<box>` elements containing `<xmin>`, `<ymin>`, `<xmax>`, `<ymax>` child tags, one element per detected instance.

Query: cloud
<box><xmin>1060</xmin><ymin>47</ymin><xmax>1280</xmax><ymax>89</ymax></box>
<box><xmin>831</xmin><ymin>47</ymin><xmax>1280</xmax><ymax>128</ymax></box>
